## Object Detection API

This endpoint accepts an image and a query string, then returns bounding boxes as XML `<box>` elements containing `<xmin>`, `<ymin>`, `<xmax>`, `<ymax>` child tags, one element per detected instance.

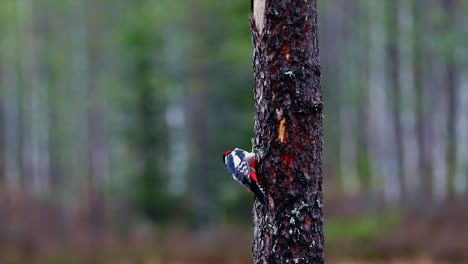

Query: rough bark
<box><xmin>250</xmin><ymin>0</ymin><xmax>324</xmax><ymax>263</ymax></box>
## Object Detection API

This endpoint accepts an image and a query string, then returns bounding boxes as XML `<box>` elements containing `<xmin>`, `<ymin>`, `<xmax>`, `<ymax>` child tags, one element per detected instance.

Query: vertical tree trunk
<box><xmin>368</xmin><ymin>1</ymin><xmax>400</xmax><ymax>204</ymax></box>
<box><xmin>386</xmin><ymin>0</ymin><xmax>405</xmax><ymax>199</ymax></box>
<box><xmin>317</xmin><ymin>1</ymin><xmax>340</xmax><ymax>190</ymax></box>
<box><xmin>68</xmin><ymin>0</ymin><xmax>89</xmax><ymax>205</ymax></box>
<box><xmin>17</xmin><ymin>0</ymin><xmax>33</xmax><ymax>192</ymax></box>
<box><xmin>46</xmin><ymin>3</ymin><xmax>66</xmax><ymax>196</ymax></box>
<box><xmin>356</xmin><ymin>0</ymin><xmax>372</xmax><ymax>191</ymax></box>
<box><xmin>84</xmin><ymin>0</ymin><xmax>108</xmax><ymax>241</ymax></box>
<box><xmin>0</xmin><ymin>20</ymin><xmax>5</xmax><ymax>188</ymax></box>
<box><xmin>338</xmin><ymin>0</ymin><xmax>359</xmax><ymax>195</ymax></box>
<box><xmin>454</xmin><ymin>61</ymin><xmax>468</xmax><ymax>196</ymax></box>
<box><xmin>188</xmin><ymin>0</ymin><xmax>217</xmax><ymax>227</ymax></box>
<box><xmin>398</xmin><ymin>1</ymin><xmax>421</xmax><ymax>199</ymax></box>
<box><xmin>413</xmin><ymin>0</ymin><xmax>432</xmax><ymax>196</ymax></box>
<box><xmin>399</xmin><ymin>0</ymin><xmax>421</xmax><ymax>199</ymax></box>
<box><xmin>1</xmin><ymin>1</ymin><xmax>21</xmax><ymax>191</ymax></box>
<box><xmin>85</xmin><ymin>0</ymin><xmax>110</xmax><ymax>194</ymax></box>
<box><xmin>431</xmin><ymin>1</ymin><xmax>449</xmax><ymax>202</ymax></box>
<box><xmin>18</xmin><ymin>0</ymin><xmax>50</xmax><ymax>196</ymax></box>
<box><xmin>367</xmin><ymin>0</ymin><xmax>385</xmax><ymax>199</ymax></box>
<box><xmin>250</xmin><ymin>0</ymin><xmax>324</xmax><ymax>263</ymax></box>
<box><xmin>442</xmin><ymin>0</ymin><xmax>457</xmax><ymax>197</ymax></box>
<box><xmin>431</xmin><ymin>57</ymin><xmax>448</xmax><ymax>202</ymax></box>
<box><xmin>454</xmin><ymin>3</ymin><xmax>468</xmax><ymax>195</ymax></box>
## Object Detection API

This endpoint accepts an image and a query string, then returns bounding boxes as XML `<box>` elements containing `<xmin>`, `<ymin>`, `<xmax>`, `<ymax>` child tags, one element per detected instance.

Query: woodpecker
<box><xmin>222</xmin><ymin>148</ymin><xmax>267</xmax><ymax>205</ymax></box>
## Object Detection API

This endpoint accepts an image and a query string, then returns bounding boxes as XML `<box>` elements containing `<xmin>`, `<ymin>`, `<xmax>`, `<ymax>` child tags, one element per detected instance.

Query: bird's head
<box><xmin>222</xmin><ymin>150</ymin><xmax>232</xmax><ymax>165</ymax></box>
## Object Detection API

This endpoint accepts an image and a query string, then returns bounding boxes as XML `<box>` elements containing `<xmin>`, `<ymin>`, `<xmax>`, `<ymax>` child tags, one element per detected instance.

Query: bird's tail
<box><xmin>250</xmin><ymin>182</ymin><xmax>267</xmax><ymax>205</ymax></box>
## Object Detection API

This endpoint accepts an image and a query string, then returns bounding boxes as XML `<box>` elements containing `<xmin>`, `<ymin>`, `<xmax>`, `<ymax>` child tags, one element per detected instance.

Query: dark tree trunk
<box><xmin>442</xmin><ymin>0</ymin><xmax>457</xmax><ymax>196</ymax></box>
<box><xmin>413</xmin><ymin>0</ymin><xmax>430</xmax><ymax>196</ymax></box>
<box><xmin>0</xmin><ymin>63</ymin><xmax>4</xmax><ymax>187</ymax></box>
<box><xmin>386</xmin><ymin>0</ymin><xmax>404</xmax><ymax>198</ymax></box>
<box><xmin>188</xmin><ymin>0</ymin><xmax>215</xmax><ymax>228</ymax></box>
<box><xmin>250</xmin><ymin>0</ymin><xmax>324</xmax><ymax>263</ymax></box>
<box><xmin>446</xmin><ymin>59</ymin><xmax>457</xmax><ymax>195</ymax></box>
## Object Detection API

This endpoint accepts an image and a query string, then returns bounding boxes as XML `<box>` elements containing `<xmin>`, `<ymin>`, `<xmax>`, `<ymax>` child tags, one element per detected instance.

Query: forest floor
<box><xmin>0</xmin><ymin>193</ymin><xmax>468</xmax><ymax>264</ymax></box>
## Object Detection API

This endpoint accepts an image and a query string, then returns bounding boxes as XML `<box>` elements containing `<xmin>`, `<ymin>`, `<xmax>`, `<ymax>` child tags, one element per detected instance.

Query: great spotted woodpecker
<box><xmin>222</xmin><ymin>148</ymin><xmax>267</xmax><ymax>205</ymax></box>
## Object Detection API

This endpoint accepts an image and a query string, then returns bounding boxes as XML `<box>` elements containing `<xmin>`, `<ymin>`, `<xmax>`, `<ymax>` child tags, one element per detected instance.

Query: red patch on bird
<box><xmin>250</xmin><ymin>171</ymin><xmax>259</xmax><ymax>183</ymax></box>
<box><xmin>249</xmin><ymin>157</ymin><xmax>257</xmax><ymax>168</ymax></box>
<box><xmin>224</xmin><ymin>150</ymin><xmax>231</xmax><ymax>157</ymax></box>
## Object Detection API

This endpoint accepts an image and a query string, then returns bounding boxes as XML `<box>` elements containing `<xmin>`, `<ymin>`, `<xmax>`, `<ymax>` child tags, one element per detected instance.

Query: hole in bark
<box><xmin>282</xmin><ymin>43</ymin><xmax>291</xmax><ymax>61</ymax></box>
<box><xmin>278</xmin><ymin>117</ymin><xmax>288</xmax><ymax>143</ymax></box>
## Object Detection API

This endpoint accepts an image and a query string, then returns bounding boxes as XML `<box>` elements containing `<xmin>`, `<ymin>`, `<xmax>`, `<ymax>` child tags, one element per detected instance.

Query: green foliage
<box><xmin>325</xmin><ymin>210</ymin><xmax>403</xmax><ymax>244</ymax></box>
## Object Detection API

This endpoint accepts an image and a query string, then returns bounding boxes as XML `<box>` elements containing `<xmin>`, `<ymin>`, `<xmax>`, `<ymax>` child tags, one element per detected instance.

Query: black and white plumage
<box><xmin>222</xmin><ymin>148</ymin><xmax>267</xmax><ymax>205</ymax></box>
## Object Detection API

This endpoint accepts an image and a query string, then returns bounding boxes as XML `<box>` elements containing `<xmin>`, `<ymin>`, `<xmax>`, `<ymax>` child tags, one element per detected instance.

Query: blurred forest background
<box><xmin>1</xmin><ymin>0</ymin><xmax>468</xmax><ymax>263</ymax></box>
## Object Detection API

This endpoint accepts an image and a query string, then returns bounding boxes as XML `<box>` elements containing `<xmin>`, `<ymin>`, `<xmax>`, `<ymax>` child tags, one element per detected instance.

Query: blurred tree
<box><xmin>187</xmin><ymin>0</ymin><xmax>218</xmax><ymax>227</ymax></box>
<box><xmin>1</xmin><ymin>0</ymin><xmax>22</xmax><ymax>191</ymax></box>
<box><xmin>413</xmin><ymin>0</ymin><xmax>432</xmax><ymax>198</ymax></box>
<box><xmin>250</xmin><ymin>0</ymin><xmax>324</xmax><ymax>263</ymax></box>
<box><xmin>431</xmin><ymin>0</ymin><xmax>450</xmax><ymax>202</ymax></box>
<box><xmin>386</xmin><ymin>0</ymin><xmax>404</xmax><ymax>199</ymax></box>
<box><xmin>442</xmin><ymin>0</ymin><xmax>458</xmax><ymax>197</ymax></box>
<box><xmin>399</xmin><ymin>0</ymin><xmax>421</xmax><ymax>200</ymax></box>
<box><xmin>338</xmin><ymin>0</ymin><xmax>360</xmax><ymax>195</ymax></box>
<box><xmin>122</xmin><ymin>0</ymin><xmax>172</xmax><ymax>221</ymax></box>
<box><xmin>0</xmin><ymin>2</ymin><xmax>5</xmax><ymax>187</ymax></box>
<box><xmin>367</xmin><ymin>0</ymin><xmax>401</xmax><ymax>203</ymax></box>
<box><xmin>454</xmin><ymin>2</ymin><xmax>468</xmax><ymax>196</ymax></box>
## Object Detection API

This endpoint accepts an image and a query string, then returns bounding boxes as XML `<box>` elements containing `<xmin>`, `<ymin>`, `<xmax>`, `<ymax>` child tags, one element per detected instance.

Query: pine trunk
<box><xmin>250</xmin><ymin>0</ymin><xmax>324</xmax><ymax>263</ymax></box>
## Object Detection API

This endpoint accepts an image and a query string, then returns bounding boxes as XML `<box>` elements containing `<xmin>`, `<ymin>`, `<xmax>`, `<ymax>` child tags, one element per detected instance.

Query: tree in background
<box><xmin>121</xmin><ymin>0</ymin><xmax>172</xmax><ymax>221</ymax></box>
<box><xmin>250</xmin><ymin>0</ymin><xmax>324</xmax><ymax>263</ymax></box>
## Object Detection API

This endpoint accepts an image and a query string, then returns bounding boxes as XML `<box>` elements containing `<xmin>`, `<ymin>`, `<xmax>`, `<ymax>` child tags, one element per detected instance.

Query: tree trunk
<box><xmin>188</xmin><ymin>0</ymin><xmax>217</xmax><ymax>227</ymax></box>
<box><xmin>356</xmin><ymin>0</ymin><xmax>371</xmax><ymax>191</ymax></box>
<box><xmin>386</xmin><ymin>0</ymin><xmax>404</xmax><ymax>199</ymax></box>
<box><xmin>431</xmin><ymin>55</ymin><xmax>448</xmax><ymax>202</ymax></box>
<box><xmin>442</xmin><ymin>0</ymin><xmax>457</xmax><ymax>197</ymax></box>
<box><xmin>430</xmin><ymin>1</ymin><xmax>449</xmax><ymax>202</ymax></box>
<box><xmin>18</xmin><ymin>0</ymin><xmax>50</xmax><ymax>196</ymax></box>
<box><xmin>250</xmin><ymin>0</ymin><xmax>324</xmax><ymax>263</ymax></box>
<box><xmin>413</xmin><ymin>0</ymin><xmax>432</xmax><ymax>197</ymax></box>
<box><xmin>67</xmin><ymin>0</ymin><xmax>89</xmax><ymax>206</ymax></box>
<box><xmin>454</xmin><ymin>3</ymin><xmax>468</xmax><ymax>195</ymax></box>
<box><xmin>338</xmin><ymin>0</ymin><xmax>359</xmax><ymax>195</ymax></box>
<box><xmin>399</xmin><ymin>0</ymin><xmax>421</xmax><ymax>199</ymax></box>
<box><xmin>454</xmin><ymin>61</ymin><xmax>468</xmax><ymax>196</ymax></box>
<box><xmin>1</xmin><ymin>2</ymin><xmax>21</xmax><ymax>191</ymax></box>
<box><xmin>368</xmin><ymin>1</ymin><xmax>400</xmax><ymax>204</ymax></box>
